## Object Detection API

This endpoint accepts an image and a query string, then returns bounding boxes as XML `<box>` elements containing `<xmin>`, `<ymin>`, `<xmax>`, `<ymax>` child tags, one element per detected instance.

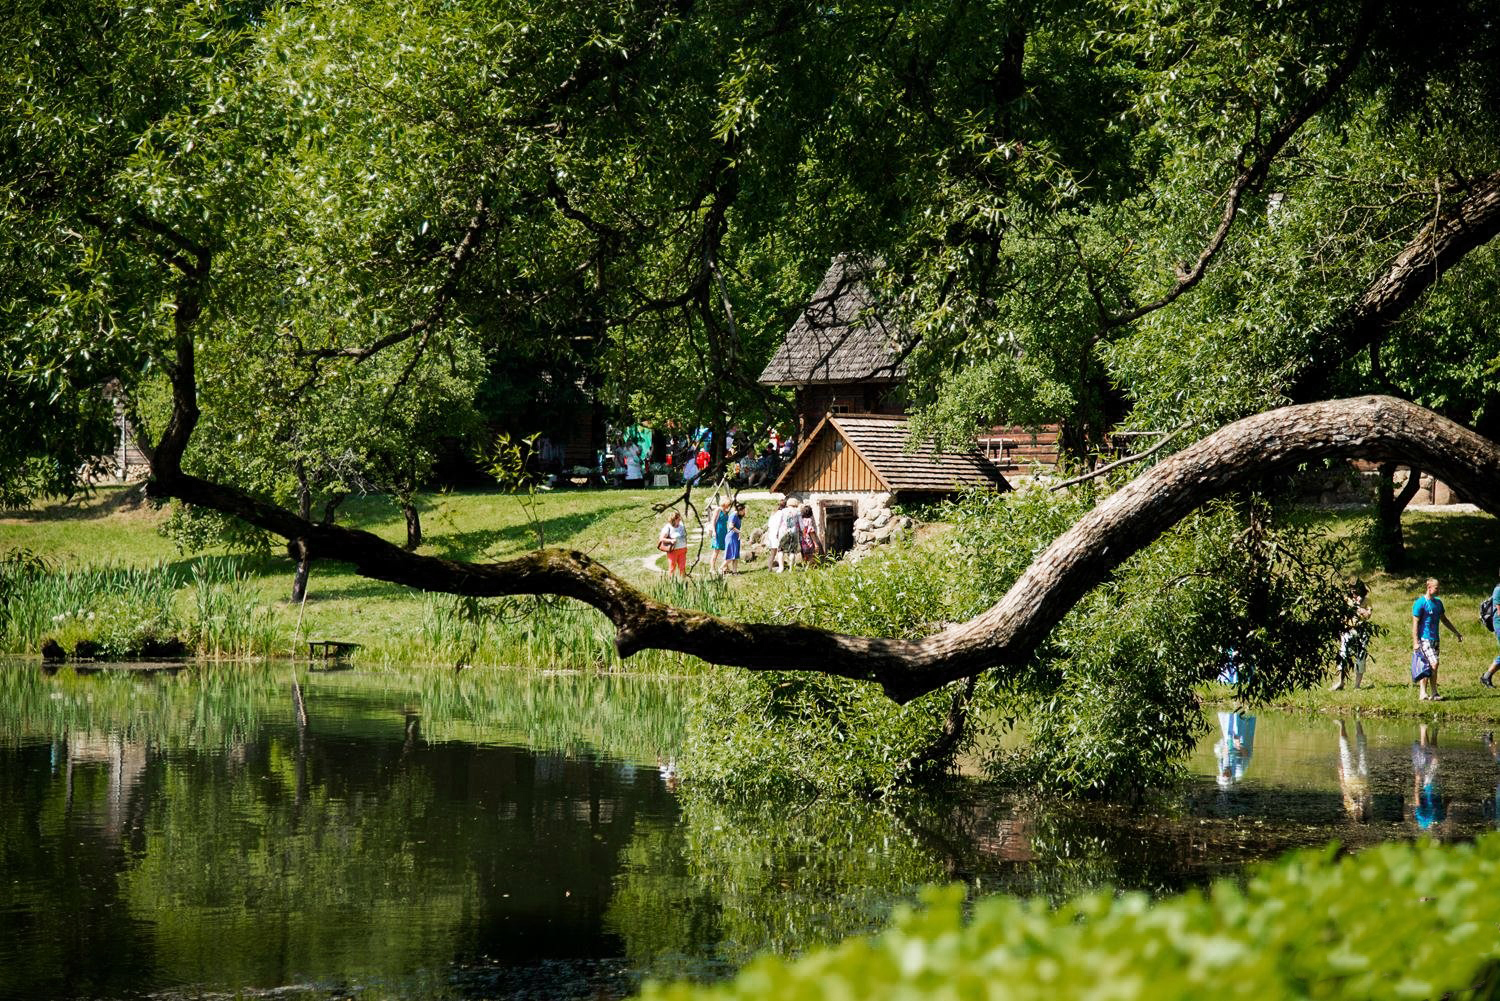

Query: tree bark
<box><xmin>1375</xmin><ymin>463</ymin><xmax>1423</xmax><ymax>571</ymax></box>
<box><xmin>402</xmin><ymin>500</ymin><xmax>422</xmax><ymax>551</ymax></box>
<box><xmin>289</xmin><ymin>465</ymin><xmax>313</xmax><ymax>603</ymax></box>
<box><xmin>147</xmin><ymin>394</ymin><xmax>1500</xmax><ymax>703</ymax></box>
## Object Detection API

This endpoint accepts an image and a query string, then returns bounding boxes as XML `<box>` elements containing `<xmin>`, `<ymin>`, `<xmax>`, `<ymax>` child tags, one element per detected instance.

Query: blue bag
<box><xmin>1410</xmin><ymin>648</ymin><xmax>1434</xmax><ymax>682</ymax></box>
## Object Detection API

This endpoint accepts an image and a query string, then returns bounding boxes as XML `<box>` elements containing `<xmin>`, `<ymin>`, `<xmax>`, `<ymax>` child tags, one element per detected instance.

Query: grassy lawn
<box><xmin>3</xmin><ymin>485</ymin><xmax>1498</xmax><ymax>720</ymax></box>
<box><xmin>1258</xmin><ymin>507</ymin><xmax>1500</xmax><ymax>719</ymax></box>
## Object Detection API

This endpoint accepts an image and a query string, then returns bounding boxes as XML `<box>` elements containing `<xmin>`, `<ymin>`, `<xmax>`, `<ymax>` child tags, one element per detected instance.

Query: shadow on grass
<box><xmin>428</xmin><ymin>502</ymin><xmax>640</xmax><ymax>562</ymax></box>
<box><xmin>1</xmin><ymin>484</ymin><xmax>152</xmax><ymax>522</ymax></box>
<box><xmin>1393</xmin><ymin>513</ymin><xmax>1500</xmax><ymax>589</ymax></box>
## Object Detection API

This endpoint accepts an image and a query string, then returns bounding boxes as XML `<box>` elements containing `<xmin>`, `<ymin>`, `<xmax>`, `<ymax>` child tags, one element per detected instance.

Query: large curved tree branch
<box><xmin>149</xmin><ymin>392</ymin><xmax>1500</xmax><ymax>705</ymax></box>
<box><xmin>1290</xmin><ymin>167</ymin><xmax>1500</xmax><ymax>402</ymax></box>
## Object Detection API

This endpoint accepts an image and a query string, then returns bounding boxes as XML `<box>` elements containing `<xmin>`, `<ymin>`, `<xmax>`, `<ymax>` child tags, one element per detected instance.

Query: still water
<box><xmin>3</xmin><ymin>661</ymin><xmax>1498</xmax><ymax>1001</ymax></box>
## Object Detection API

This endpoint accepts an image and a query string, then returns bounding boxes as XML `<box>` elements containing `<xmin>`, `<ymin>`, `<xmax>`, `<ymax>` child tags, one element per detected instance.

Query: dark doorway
<box><xmin>822</xmin><ymin>502</ymin><xmax>855</xmax><ymax>557</ymax></box>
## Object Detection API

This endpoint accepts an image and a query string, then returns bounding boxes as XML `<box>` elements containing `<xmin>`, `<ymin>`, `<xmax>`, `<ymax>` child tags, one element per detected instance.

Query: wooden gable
<box><xmin>771</xmin><ymin>414</ymin><xmax>888</xmax><ymax>495</ymax></box>
<box><xmin>772</xmin><ymin>414</ymin><xmax>1011</xmax><ymax>497</ymax></box>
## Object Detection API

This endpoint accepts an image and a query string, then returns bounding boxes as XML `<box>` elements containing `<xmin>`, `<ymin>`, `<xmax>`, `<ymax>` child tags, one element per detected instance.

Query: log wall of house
<box><xmin>793</xmin><ymin>383</ymin><xmax>903</xmax><ymax>436</ymax></box>
<box><xmin>781</xmin><ymin>429</ymin><xmax>884</xmax><ymax>495</ymax></box>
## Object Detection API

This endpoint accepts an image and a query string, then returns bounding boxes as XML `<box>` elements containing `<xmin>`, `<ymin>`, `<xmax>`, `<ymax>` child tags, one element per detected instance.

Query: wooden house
<box><xmin>759</xmin><ymin>255</ymin><xmax>1061</xmax><ymax>478</ymax></box>
<box><xmin>770</xmin><ymin>413</ymin><xmax>1009</xmax><ymax>558</ymax></box>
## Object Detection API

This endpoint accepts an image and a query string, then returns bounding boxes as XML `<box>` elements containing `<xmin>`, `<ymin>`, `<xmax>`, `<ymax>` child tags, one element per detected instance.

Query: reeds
<box><xmin>0</xmin><ymin>550</ymin><xmax>280</xmax><ymax>660</ymax></box>
<box><xmin>191</xmin><ymin>558</ymin><xmax>282</xmax><ymax>659</ymax></box>
<box><xmin>0</xmin><ymin>558</ymin><xmax>179</xmax><ymax>657</ymax></box>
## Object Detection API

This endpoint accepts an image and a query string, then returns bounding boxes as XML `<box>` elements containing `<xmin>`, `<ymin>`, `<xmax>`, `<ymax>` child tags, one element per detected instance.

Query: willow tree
<box><xmin>3</xmin><ymin>0</ymin><xmax>1500</xmax><ymax>786</ymax></box>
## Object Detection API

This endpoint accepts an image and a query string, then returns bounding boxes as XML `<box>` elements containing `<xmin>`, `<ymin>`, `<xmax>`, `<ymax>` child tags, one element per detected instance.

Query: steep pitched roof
<box><xmin>758</xmin><ymin>255</ymin><xmax>905</xmax><ymax>386</ymax></box>
<box><xmin>772</xmin><ymin>414</ymin><xmax>1011</xmax><ymax>495</ymax></box>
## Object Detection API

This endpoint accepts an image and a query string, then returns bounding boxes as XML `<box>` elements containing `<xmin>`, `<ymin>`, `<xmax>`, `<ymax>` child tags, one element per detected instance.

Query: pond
<box><xmin>2</xmin><ymin>661</ymin><xmax>1497</xmax><ymax>1001</ymax></box>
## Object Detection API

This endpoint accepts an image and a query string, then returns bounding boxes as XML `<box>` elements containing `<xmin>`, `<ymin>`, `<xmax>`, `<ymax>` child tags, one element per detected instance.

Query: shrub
<box><xmin>642</xmin><ymin>835</ymin><xmax>1500</xmax><ymax>1001</ymax></box>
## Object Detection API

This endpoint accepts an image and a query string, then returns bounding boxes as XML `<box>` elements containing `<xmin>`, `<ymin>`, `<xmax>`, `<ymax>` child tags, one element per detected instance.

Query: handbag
<box><xmin>1410</xmin><ymin>647</ymin><xmax>1434</xmax><ymax>682</ymax></box>
<box><xmin>657</xmin><ymin>537</ymin><xmax>674</xmax><ymax>552</ymax></box>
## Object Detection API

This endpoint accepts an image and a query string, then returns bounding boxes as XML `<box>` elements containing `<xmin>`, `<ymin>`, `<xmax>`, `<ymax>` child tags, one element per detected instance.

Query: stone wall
<box><xmin>801</xmin><ymin>490</ymin><xmax>913</xmax><ymax>562</ymax></box>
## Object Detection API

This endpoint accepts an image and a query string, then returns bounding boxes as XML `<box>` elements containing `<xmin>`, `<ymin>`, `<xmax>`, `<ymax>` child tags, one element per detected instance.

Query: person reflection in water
<box><xmin>1484</xmin><ymin>732</ymin><xmax>1500</xmax><ymax>827</ymax></box>
<box><xmin>1214</xmin><ymin>711</ymin><xmax>1257</xmax><ymax>786</ymax></box>
<box><xmin>1411</xmin><ymin>724</ymin><xmax>1445</xmax><ymax>831</ymax></box>
<box><xmin>1336</xmin><ymin>717</ymin><xmax>1371</xmax><ymax>823</ymax></box>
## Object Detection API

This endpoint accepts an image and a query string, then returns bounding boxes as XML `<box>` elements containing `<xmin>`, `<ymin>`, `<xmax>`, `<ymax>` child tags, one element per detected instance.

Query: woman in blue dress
<box><xmin>723</xmin><ymin>502</ymin><xmax>744</xmax><ymax>574</ymax></box>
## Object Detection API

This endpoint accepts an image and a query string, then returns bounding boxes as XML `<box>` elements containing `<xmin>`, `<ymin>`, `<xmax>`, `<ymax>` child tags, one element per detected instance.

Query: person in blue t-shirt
<box><xmin>1481</xmin><ymin>570</ymin><xmax>1500</xmax><ymax>688</ymax></box>
<box><xmin>1412</xmin><ymin>577</ymin><xmax>1463</xmax><ymax>701</ymax></box>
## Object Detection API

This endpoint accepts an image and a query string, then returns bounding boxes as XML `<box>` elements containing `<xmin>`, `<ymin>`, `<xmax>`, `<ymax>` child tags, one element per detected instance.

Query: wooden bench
<box><xmin>307</xmin><ymin>640</ymin><xmax>361</xmax><ymax>661</ymax></box>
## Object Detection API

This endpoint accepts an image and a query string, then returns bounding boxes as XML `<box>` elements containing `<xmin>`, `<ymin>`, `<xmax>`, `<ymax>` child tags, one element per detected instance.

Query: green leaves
<box><xmin>643</xmin><ymin>834</ymin><xmax>1500</xmax><ymax>1001</ymax></box>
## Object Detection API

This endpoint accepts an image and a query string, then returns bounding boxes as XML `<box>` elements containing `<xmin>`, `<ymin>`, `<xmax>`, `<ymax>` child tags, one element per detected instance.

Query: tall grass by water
<box><xmin>0</xmin><ymin>554</ymin><xmax>179</xmax><ymax>657</ymax></box>
<box><xmin>0</xmin><ymin>550</ymin><xmax>281</xmax><ymax>660</ymax></box>
<box><xmin>191</xmin><ymin>558</ymin><xmax>280</xmax><ymax>659</ymax></box>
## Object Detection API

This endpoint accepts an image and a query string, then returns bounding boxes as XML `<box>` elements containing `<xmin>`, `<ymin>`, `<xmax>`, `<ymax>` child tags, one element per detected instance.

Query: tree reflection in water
<box><xmin>8</xmin><ymin>663</ymin><xmax>1500</xmax><ymax>1001</ymax></box>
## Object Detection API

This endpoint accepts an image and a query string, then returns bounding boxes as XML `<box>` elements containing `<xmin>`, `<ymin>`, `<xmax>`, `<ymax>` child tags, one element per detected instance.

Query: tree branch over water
<box><xmin>147</xmin><ymin>381</ymin><xmax>1500</xmax><ymax>704</ymax></box>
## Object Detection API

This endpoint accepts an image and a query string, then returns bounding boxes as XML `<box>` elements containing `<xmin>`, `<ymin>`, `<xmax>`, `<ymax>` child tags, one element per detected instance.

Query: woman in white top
<box><xmin>778</xmin><ymin>498</ymin><xmax>802</xmax><ymax>570</ymax></box>
<box><xmin>659</xmin><ymin>510</ymin><xmax>689</xmax><ymax>577</ymax></box>
<box><xmin>623</xmin><ymin>443</ymin><xmax>644</xmax><ymax>487</ymax></box>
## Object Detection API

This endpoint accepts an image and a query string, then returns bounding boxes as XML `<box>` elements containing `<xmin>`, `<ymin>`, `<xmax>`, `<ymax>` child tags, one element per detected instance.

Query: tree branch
<box><xmin>301</xmin><ymin>195</ymin><xmax>490</xmax><ymax>362</ymax></box>
<box><xmin>1107</xmin><ymin>0</ymin><xmax>1375</xmax><ymax>328</ymax></box>
<box><xmin>1049</xmin><ymin>427</ymin><xmax>1184</xmax><ymax>491</ymax></box>
<box><xmin>1289</xmin><ymin>167</ymin><xmax>1500</xmax><ymax>401</ymax></box>
<box><xmin>146</xmin><ymin>395</ymin><xmax>1500</xmax><ymax>704</ymax></box>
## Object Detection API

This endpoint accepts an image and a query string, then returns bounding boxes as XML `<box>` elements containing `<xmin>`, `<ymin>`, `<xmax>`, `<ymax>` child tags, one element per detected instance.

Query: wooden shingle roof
<box><xmin>772</xmin><ymin>414</ymin><xmax>1011</xmax><ymax>495</ymax></box>
<box><xmin>758</xmin><ymin>255</ymin><xmax>904</xmax><ymax>386</ymax></box>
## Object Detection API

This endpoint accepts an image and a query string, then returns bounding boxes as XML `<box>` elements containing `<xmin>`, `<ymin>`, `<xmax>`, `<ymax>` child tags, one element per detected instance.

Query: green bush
<box><xmin>641</xmin><ymin>835</ymin><xmax>1500</xmax><ymax>1001</ymax></box>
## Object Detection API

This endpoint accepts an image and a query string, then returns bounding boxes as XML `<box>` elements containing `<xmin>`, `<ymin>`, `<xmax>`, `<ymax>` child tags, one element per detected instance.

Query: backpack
<box><xmin>1482</xmin><ymin>597</ymin><xmax>1497</xmax><ymax>632</ymax></box>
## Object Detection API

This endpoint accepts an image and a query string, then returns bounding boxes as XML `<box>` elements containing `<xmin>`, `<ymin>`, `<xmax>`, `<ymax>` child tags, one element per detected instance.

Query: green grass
<box><xmin>1234</xmin><ymin>506</ymin><xmax>1500</xmax><ymax>719</ymax></box>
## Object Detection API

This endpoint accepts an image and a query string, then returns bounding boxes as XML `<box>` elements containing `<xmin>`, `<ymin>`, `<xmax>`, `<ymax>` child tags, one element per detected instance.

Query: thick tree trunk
<box><xmin>1375</xmin><ymin>463</ymin><xmax>1423</xmax><ymax>571</ymax></box>
<box><xmin>148</xmin><ymin>394</ymin><xmax>1500</xmax><ymax>704</ymax></box>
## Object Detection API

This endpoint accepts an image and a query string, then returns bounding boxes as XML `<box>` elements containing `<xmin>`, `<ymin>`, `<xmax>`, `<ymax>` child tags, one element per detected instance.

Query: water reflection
<box><xmin>1213</xmin><ymin>711</ymin><xmax>1256</xmax><ymax>786</ymax></box>
<box><xmin>1336</xmin><ymin>718</ymin><xmax>1371</xmax><ymax>822</ymax></box>
<box><xmin>1411</xmin><ymin>723</ymin><xmax>1444</xmax><ymax>831</ymax></box>
<box><xmin>7</xmin><ymin>662</ymin><xmax>1500</xmax><ymax>1001</ymax></box>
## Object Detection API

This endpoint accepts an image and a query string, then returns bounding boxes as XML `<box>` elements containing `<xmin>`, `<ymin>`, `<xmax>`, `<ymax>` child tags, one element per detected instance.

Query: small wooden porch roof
<box><xmin>771</xmin><ymin>413</ymin><xmax>1011</xmax><ymax>496</ymax></box>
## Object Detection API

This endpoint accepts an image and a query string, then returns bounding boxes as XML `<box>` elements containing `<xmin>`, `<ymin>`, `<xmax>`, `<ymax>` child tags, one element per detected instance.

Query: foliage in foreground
<box><xmin>642</xmin><ymin>835</ymin><xmax>1500</xmax><ymax>1001</ymax></box>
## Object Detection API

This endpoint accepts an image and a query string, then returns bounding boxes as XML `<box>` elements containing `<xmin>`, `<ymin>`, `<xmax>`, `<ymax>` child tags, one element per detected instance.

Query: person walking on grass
<box><xmin>1331</xmin><ymin>579</ymin><xmax>1373</xmax><ymax>691</ymax></box>
<box><xmin>765</xmin><ymin>498</ymin><xmax>788</xmax><ymax>573</ymax></box>
<box><xmin>1480</xmin><ymin>569</ymin><xmax>1500</xmax><ymax>688</ymax></box>
<box><xmin>710</xmin><ymin>498</ymin><xmax>732</xmax><ymax>575</ymax></box>
<box><xmin>723</xmin><ymin>502</ymin><xmax>744</xmax><ymax>574</ymax></box>
<box><xmin>1412</xmin><ymin>577</ymin><xmax>1462</xmax><ymax>701</ymax></box>
<box><xmin>659</xmin><ymin>510</ymin><xmax>689</xmax><ymax>579</ymax></box>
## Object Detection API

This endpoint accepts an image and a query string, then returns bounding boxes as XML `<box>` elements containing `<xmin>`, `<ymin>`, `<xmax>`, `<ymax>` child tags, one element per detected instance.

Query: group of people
<box><xmin>657</xmin><ymin>498</ymin><xmax>748</xmax><ymax>579</ymax></box>
<box><xmin>656</xmin><ymin>495</ymin><xmax>829</xmax><ymax>578</ymax></box>
<box><xmin>764</xmin><ymin>496</ymin><xmax>823</xmax><ymax>571</ymax></box>
<box><xmin>1329</xmin><ymin>573</ymin><xmax>1500</xmax><ymax>702</ymax></box>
